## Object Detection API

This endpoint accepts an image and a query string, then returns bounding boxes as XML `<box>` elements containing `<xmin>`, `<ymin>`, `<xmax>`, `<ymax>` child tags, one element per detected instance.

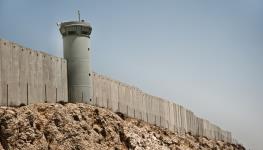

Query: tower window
<box><xmin>68</xmin><ymin>31</ymin><xmax>76</xmax><ymax>35</ymax></box>
<box><xmin>81</xmin><ymin>31</ymin><xmax>88</xmax><ymax>35</ymax></box>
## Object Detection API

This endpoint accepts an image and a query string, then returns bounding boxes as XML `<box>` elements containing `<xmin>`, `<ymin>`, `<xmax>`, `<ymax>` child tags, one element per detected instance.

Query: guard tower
<box><xmin>59</xmin><ymin>13</ymin><xmax>93</xmax><ymax>103</ymax></box>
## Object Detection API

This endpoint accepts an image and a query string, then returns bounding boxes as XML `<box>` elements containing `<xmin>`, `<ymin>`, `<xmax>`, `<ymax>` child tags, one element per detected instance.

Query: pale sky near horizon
<box><xmin>0</xmin><ymin>0</ymin><xmax>263</xmax><ymax>149</ymax></box>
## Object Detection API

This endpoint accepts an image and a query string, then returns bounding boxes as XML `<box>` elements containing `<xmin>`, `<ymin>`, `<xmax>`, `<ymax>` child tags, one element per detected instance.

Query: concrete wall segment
<box><xmin>0</xmin><ymin>39</ymin><xmax>233</xmax><ymax>143</ymax></box>
<box><xmin>0</xmin><ymin>39</ymin><xmax>68</xmax><ymax>106</ymax></box>
<box><xmin>91</xmin><ymin>72</ymin><xmax>233</xmax><ymax>143</ymax></box>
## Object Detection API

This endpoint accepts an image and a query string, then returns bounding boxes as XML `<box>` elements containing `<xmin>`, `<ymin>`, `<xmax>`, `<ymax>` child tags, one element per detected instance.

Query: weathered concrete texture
<box><xmin>92</xmin><ymin>72</ymin><xmax>233</xmax><ymax>143</ymax></box>
<box><xmin>0</xmin><ymin>39</ymin><xmax>68</xmax><ymax>106</ymax></box>
<box><xmin>60</xmin><ymin>21</ymin><xmax>93</xmax><ymax>103</ymax></box>
<box><xmin>0</xmin><ymin>38</ymin><xmax>233</xmax><ymax>143</ymax></box>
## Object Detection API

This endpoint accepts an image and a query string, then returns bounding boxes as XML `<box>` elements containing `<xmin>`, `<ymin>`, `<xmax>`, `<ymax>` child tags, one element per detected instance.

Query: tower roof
<box><xmin>60</xmin><ymin>21</ymin><xmax>91</xmax><ymax>28</ymax></box>
<box><xmin>59</xmin><ymin>20</ymin><xmax>92</xmax><ymax>37</ymax></box>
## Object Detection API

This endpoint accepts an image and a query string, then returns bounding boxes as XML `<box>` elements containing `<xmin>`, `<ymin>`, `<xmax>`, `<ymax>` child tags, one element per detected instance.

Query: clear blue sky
<box><xmin>1</xmin><ymin>0</ymin><xmax>262</xmax><ymax>149</ymax></box>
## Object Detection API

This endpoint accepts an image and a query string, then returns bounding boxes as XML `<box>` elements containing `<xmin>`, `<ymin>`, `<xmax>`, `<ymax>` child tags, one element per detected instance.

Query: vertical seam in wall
<box><xmin>60</xmin><ymin>59</ymin><xmax>62</xmax><ymax>101</ymax></box>
<box><xmin>160</xmin><ymin>116</ymin><xmax>161</xmax><ymax>126</ymax></box>
<box><xmin>44</xmin><ymin>84</ymin><xmax>47</xmax><ymax>103</ymax></box>
<box><xmin>126</xmin><ymin>105</ymin><xmax>128</xmax><ymax>116</ymax></box>
<box><xmin>82</xmin><ymin>92</ymin><xmax>83</xmax><ymax>103</ymax></box>
<box><xmin>168</xmin><ymin>103</ymin><xmax>170</xmax><ymax>128</ymax></box>
<box><xmin>56</xmin><ymin>88</ymin><xmax>57</xmax><ymax>103</ymax></box>
<box><xmin>117</xmin><ymin>84</ymin><xmax>120</xmax><ymax>112</ymax></box>
<box><xmin>109</xmin><ymin>83</ymin><xmax>111</xmax><ymax>109</ymax></box>
<box><xmin>6</xmin><ymin>84</ymin><xmax>8</xmax><ymax>106</ymax></box>
<box><xmin>107</xmin><ymin>99</ymin><xmax>109</xmax><ymax>109</ymax></box>
<box><xmin>68</xmin><ymin>86</ymin><xmax>70</xmax><ymax>102</ymax></box>
<box><xmin>117</xmin><ymin>102</ymin><xmax>119</xmax><ymax>112</ymax></box>
<box><xmin>26</xmin><ymin>83</ymin><xmax>28</xmax><ymax>105</ymax></box>
<box><xmin>92</xmin><ymin>74</ymin><xmax>95</xmax><ymax>104</ymax></box>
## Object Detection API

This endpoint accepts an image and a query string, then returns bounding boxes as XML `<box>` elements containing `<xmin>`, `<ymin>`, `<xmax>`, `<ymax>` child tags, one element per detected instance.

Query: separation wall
<box><xmin>92</xmin><ymin>73</ymin><xmax>232</xmax><ymax>143</ymax></box>
<box><xmin>0</xmin><ymin>38</ymin><xmax>232</xmax><ymax>143</ymax></box>
<box><xmin>0</xmin><ymin>39</ymin><xmax>68</xmax><ymax>106</ymax></box>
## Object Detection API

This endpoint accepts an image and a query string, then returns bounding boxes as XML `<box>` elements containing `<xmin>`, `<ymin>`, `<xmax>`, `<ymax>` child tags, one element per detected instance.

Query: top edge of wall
<box><xmin>0</xmin><ymin>38</ymin><xmax>65</xmax><ymax>61</ymax></box>
<box><xmin>94</xmin><ymin>71</ymin><xmax>232</xmax><ymax>134</ymax></box>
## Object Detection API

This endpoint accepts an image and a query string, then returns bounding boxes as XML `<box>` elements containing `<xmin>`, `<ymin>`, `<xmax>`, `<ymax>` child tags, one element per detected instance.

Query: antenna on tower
<box><xmin>78</xmin><ymin>10</ymin><xmax>80</xmax><ymax>22</ymax></box>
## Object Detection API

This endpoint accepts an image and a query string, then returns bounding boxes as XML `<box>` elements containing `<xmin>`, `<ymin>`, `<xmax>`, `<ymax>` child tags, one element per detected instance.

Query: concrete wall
<box><xmin>92</xmin><ymin>72</ymin><xmax>232</xmax><ymax>143</ymax></box>
<box><xmin>0</xmin><ymin>39</ymin><xmax>68</xmax><ymax>106</ymax></box>
<box><xmin>0</xmin><ymin>38</ymin><xmax>232</xmax><ymax>143</ymax></box>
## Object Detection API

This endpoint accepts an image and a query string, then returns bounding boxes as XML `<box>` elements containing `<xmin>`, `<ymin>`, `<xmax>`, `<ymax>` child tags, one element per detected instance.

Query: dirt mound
<box><xmin>0</xmin><ymin>103</ymin><xmax>245</xmax><ymax>150</ymax></box>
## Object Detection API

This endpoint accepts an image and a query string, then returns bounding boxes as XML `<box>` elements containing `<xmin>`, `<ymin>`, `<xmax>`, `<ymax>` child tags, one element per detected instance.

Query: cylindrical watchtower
<box><xmin>59</xmin><ymin>19</ymin><xmax>93</xmax><ymax>103</ymax></box>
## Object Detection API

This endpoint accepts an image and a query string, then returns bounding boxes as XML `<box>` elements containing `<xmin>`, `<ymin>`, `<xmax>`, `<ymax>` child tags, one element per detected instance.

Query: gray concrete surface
<box><xmin>92</xmin><ymin>72</ymin><xmax>233</xmax><ymax>143</ymax></box>
<box><xmin>0</xmin><ymin>38</ymin><xmax>233</xmax><ymax>143</ymax></box>
<box><xmin>60</xmin><ymin>21</ymin><xmax>93</xmax><ymax>103</ymax></box>
<box><xmin>0</xmin><ymin>39</ymin><xmax>68</xmax><ymax>106</ymax></box>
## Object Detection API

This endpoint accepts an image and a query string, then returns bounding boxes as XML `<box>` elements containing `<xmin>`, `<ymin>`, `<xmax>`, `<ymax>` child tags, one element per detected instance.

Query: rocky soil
<box><xmin>0</xmin><ymin>103</ymin><xmax>245</xmax><ymax>150</ymax></box>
